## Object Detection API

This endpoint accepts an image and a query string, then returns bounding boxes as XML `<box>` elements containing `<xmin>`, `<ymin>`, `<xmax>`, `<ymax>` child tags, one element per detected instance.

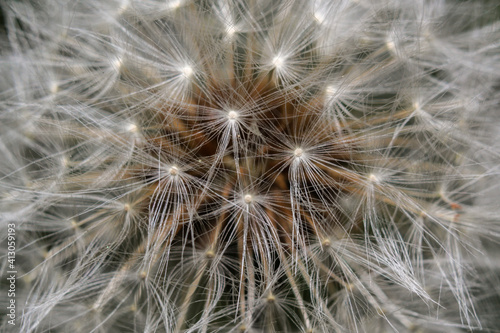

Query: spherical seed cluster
<box><xmin>1</xmin><ymin>0</ymin><xmax>500</xmax><ymax>332</ymax></box>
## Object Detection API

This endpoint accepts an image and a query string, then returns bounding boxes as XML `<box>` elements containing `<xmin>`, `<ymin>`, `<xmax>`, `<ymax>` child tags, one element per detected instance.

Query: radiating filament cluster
<box><xmin>1</xmin><ymin>0</ymin><xmax>499</xmax><ymax>332</ymax></box>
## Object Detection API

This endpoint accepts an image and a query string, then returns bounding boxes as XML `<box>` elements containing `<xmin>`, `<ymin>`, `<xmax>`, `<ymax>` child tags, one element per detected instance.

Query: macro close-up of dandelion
<box><xmin>1</xmin><ymin>0</ymin><xmax>500</xmax><ymax>332</ymax></box>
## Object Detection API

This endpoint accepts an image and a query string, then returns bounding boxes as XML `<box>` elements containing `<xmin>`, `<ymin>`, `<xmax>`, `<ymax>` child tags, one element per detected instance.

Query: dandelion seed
<box><xmin>321</xmin><ymin>238</ymin><xmax>331</xmax><ymax>248</ymax></box>
<box><xmin>272</xmin><ymin>54</ymin><xmax>286</xmax><ymax>69</ymax></box>
<box><xmin>111</xmin><ymin>57</ymin><xmax>123</xmax><ymax>72</ymax></box>
<box><xmin>228</xmin><ymin>110</ymin><xmax>238</xmax><ymax>121</ymax></box>
<box><xmin>49</xmin><ymin>81</ymin><xmax>59</xmax><ymax>95</ymax></box>
<box><xmin>125</xmin><ymin>122</ymin><xmax>138</xmax><ymax>133</ymax></box>
<box><xmin>313</xmin><ymin>11</ymin><xmax>325</xmax><ymax>25</ymax></box>
<box><xmin>167</xmin><ymin>0</ymin><xmax>182</xmax><ymax>10</ymax></box>
<box><xmin>117</xmin><ymin>0</ymin><xmax>130</xmax><ymax>14</ymax></box>
<box><xmin>205</xmin><ymin>250</ymin><xmax>215</xmax><ymax>259</ymax></box>
<box><xmin>169</xmin><ymin>165</ymin><xmax>179</xmax><ymax>176</ymax></box>
<box><xmin>244</xmin><ymin>194</ymin><xmax>253</xmax><ymax>204</ymax></box>
<box><xmin>368</xmin><ymin>173</ymin><xmax>380</xmax><ymax>183</ymax></box>
<box><xmin>60</xmin><ymin>156</ymin><xmax>69</xmax><ymax>168</ymax></box>
<box><xmin>325</xmin><ymin>84</ymin><xmax>338</xmax><ymax>98</ymax></box>
<box><xmin>294</xmin><ymin>148</ymin><xmax>304</xmax><ymax>158</ymax></box>
<box><xmin>226</xmin><ymin>25</ymin><xmax>237</xmax><ymax>38</ymax></box>
<box><xmin>413</xmin><ymin>101</ymin><xmax>421</xmax><ymax>111</ymax></box>
<box><xmin>180</xmin><ymin>65</ymin><xmax>193</xmax><ymax>78</ymax></box>
<box><xmin>386</xmin><ymin>39</ymin><xmax>396</xmax><ymax>52</ymax></box>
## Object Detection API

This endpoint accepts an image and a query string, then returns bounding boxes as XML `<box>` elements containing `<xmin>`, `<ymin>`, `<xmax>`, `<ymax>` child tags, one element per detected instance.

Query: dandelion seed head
<box><xmin>3</xmin><ymin>1</ymin><xmax>500</xmax><ymax>332</ymax></box>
